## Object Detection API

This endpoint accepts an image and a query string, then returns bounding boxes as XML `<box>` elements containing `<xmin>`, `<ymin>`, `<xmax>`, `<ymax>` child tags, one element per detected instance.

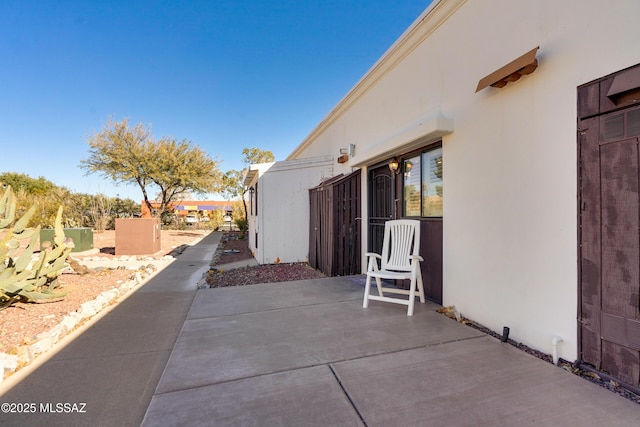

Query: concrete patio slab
<box><xmin>188</xmin><ymin>276</ymin><xmax>364</xmax><ymax>319</ymax></box>
<box><xmin>142</xmin><ymin>365</ymin><xmax>361</xmax><ymax>427</ymax></box>
<box><xmin>155</xmin><ymin>285</ymin><xmax>484</xmax><ymax>393</ymax></box>
<box><xmin>332</xmin><ymin>335</ymin><xmax>640</xmax><ymax>426</ymax></box>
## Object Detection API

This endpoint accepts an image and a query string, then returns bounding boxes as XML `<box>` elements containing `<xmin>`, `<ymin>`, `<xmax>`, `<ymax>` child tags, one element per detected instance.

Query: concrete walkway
<box><xmin>1</xmin><ymin>232</ymin><xmax>639</xmax><ymax>426</ymax></box>
<box><xmin>0</xmin><ymin>232</ymin><xmax>221</xmax><ymax>427</ymax></box>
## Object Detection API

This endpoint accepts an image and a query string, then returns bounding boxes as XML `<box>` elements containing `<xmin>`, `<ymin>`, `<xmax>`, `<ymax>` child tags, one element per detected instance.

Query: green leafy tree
<box><xmin>112</xmin><ymin>197</ymin><xmax>140</xmax><ymax>218</ymax></box>
<box><xmin>0</xmin><ymin>173</ymin><xmax>87</xmax><ymax>228</ymax></box>
<box><xmin>222</xmin><ymin>148</ymin><xmax>275</xmax><ymax>221</ymax></box>
<box><xmin>221</xmin><ymin>169</ymin><xmax>245</xmax><ymax>217</ymax></box>
<box><xmin>0</xmin><ymin>172</ymin><xmax>56</xmax><ymax>195</ymax></box>
<box><xmin>79</xmin><ymin>118</ymin><xmax>222</xmax><ymax>218</ymax></box>
<box><xmin>242</xmin><ymin>147</ymin><xmax>275</xmax><ymax>165</ymax></box>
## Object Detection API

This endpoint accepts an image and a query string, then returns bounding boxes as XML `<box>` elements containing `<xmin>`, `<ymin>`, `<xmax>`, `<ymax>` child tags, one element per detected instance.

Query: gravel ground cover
<box><xmin>207</xmin><ymin>232</ymin><xmax>325</xmax><ymax>288</ymax></box>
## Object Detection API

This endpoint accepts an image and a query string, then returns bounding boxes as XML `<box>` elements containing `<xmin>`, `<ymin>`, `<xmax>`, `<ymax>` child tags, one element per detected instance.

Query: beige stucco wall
<box><xmin>287</xmin><ymin>0</ymin><xmax>640</xmax><ymax>361</ymax></box>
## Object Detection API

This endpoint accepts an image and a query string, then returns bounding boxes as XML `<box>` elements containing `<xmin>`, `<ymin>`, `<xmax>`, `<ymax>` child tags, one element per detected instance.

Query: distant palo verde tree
<box><xmin>80</xmin><ymin>118</ymin><xmax>222</xmax><ymax>218</ymax></box>
<box><xmin>241</xmin><ymin>147</ymin><xmax>275</xmax><ymax>166</ymax></box>
<box><xmin>221</xmin><ymin>147</ymin><xmax>275</xmax><ymax>221</ymax></box>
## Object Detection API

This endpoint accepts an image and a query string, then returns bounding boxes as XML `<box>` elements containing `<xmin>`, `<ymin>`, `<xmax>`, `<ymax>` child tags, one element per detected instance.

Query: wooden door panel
<box><xmin>579</xmin><ymin>116</ymin><xmax>602</xmax><ymax>367</ymax></box>
<box><xmin>602</xmin><ymin>341</ymin><xmax>640</xmax><ymax>387</ymax></box>
<box><xmin>600</xmin><ymin>140</ymin><xmax>639</xmax><ymax>317</ymax></box>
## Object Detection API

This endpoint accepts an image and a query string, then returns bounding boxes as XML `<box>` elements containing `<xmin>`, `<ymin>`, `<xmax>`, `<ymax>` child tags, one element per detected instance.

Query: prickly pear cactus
<box><xmin>0</xmin><ymin>186</ymin><xmax>71</xmax><ymax>310</ymax></box>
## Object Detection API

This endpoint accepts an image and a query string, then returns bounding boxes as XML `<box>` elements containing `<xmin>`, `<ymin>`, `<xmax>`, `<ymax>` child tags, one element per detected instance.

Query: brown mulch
<box><xmin>207</xmin><ymin>232</ymin><xmax>325</xmax><ymax>288</ymax></box>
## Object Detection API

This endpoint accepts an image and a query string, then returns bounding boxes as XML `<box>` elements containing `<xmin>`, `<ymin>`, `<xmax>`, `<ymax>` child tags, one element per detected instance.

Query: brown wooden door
<box><xmin>579</xmin><ymin>107</ymin><xmax>640</xmax><ymax>388</ymax></box>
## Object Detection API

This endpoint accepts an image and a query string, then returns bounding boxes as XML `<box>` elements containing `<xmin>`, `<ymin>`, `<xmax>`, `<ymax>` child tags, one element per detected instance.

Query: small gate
<box><xmin>309</xmin><ymin>171</ymin><xmax>361</xmax><ymax>276</ymax></box>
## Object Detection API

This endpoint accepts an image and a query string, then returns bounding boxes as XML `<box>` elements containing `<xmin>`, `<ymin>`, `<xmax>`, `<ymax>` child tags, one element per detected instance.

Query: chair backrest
<box><xmin>380</xmin><ymin>219</ymin><xmax>421</xmax><ymax>272</ymax></box>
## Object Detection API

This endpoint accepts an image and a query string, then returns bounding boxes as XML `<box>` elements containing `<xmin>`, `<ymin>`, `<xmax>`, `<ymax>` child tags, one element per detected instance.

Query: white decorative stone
<box><xmin>15</xmin><ymin>346</ymin><xmax>32</xmax><ymax>365</ymax></box>
<box><xmin>94</xmin><ymin>293</ymin><xmax>110</xmax><ymax>308</ymax></box>
<box><xmin>59</xmin><ymin>315</ymin><xmax>78</xmax><ymax>334</ymax></box>
<box><xmin>0</xmin><ymin>352</ymin><xmax>17</xmax><ymax>371</ymax></box>
<box><xmin>28</xmin><ymin>335</ymin><xmax>54</xmax><ymax>358</ymax></box>
<box><xmin>79</xmin><ymin>301</ymin><xmax>99</xmax><ymax>318</ymax></box>
<box><xmin>46</xmin><ymin>324</ymin><xmax>65</xmax><ymax>343</ymax></box>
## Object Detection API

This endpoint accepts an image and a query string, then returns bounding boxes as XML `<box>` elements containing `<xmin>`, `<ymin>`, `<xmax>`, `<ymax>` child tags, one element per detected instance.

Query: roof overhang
<box><xmin>476</xmin><ymin>47</ymin><xmax>540</xmax><ymax>93</ymax></box>
<box><xmin>352</xmin><ymin>113</ymin><xmax>453</xmax><ymax>167</ymax></box>
<box><xmin>242</xmin><ymin>162</ymin><xmax>275</xmax><ymax>187</ymax></box>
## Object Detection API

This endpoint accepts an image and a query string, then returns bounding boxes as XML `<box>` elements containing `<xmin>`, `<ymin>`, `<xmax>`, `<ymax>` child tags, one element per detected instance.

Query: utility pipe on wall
<box><xmin>551</xmin><ymin>336</ymin><xmax>563</xmax><ymax>365</ymax></box>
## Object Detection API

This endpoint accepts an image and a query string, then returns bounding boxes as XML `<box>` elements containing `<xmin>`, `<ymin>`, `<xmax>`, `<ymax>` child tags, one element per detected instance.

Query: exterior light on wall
<box><xmin>388</xmin><ymin>158</ymin><xmax>400</xmax><ymax>174</ymax></box>
<box><xmin>339</xmin><ymin>144</ymin><xmax>355</xmax><ymax>157</ymax></box>
<box><xmin>338</xmin><ymin>144</ymin><xmax>355</xmax><ymax>164</ymax></box>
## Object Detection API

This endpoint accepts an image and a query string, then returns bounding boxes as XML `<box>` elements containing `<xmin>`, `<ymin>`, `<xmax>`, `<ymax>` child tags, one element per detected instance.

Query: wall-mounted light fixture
<box><xmin>337</xmin><ymin>144</ymin><xmax>356</xmax><ymax>164</ymax></box>
<box><xmin>388</xmin><ymin>157</ymin><xmax>400</xmax><ymax>174</ymax></box>
<box><xmin>339</xmin><ymin>144</ymin><xmax>355</xmax><ymax>157</ymax></box>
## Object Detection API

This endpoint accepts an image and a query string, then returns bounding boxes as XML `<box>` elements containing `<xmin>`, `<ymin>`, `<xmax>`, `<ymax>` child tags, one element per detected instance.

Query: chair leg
<box><xmin>375</xmin><ymin>276</ymin><xmax>384</xmax><ymax>297</ymax></box>
<box><xmin>407</xmin><ymin>277</ymin><xmax>416</xmax><ymax>316</ymax></box>
<box><xmin>417</xmin><ymin>271</ymin><xmax>425</xmax><ymax>303</ymax></box>
<box><xmin>363</xmin><ymin>274</ymin><xmax>372</xmax><ymax>308</ymax></box>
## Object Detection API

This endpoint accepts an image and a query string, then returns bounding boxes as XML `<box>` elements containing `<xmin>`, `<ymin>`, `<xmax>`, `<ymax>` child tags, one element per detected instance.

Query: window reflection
<box><xmin>422</xmin><ymin>148</ymin><xmax>443</xmax><ymax>217</ymax></box>
<box><xmin>403</xmin><ymin>156</ymin><xmax>421</xmax><ymax>216</ymax></box>
<box><xmin>401</xmin><ymin>146</ymin><xmax>442</xmax><ymax>218</ymax></box>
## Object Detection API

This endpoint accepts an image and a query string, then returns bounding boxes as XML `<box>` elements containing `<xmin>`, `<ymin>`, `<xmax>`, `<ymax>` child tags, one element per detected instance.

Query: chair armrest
<box><xmin>410</xmin><ymin>255</ymin><xmax>424</xmax><ymax>262</ymax></box>
<box><xmin>365</xmin><ymin>253</ymin><xmax>382</xmax><ymax>259</ymax></box>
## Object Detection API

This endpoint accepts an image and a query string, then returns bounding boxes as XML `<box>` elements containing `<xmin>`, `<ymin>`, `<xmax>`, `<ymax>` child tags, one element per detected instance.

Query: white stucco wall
<box><xmin>286</xmin><ymin>0</ymin><xmax>640</xmax><ymax>361</ymax></box>
<box><xmin>245</xmin><ymin>162</ymin><xmax>274</xmax><ymax>264</ymax></box>
<box><xmin>250</xmin><ymin>156</ymin><xmax>334</xmax><ymax>264</ymax></box>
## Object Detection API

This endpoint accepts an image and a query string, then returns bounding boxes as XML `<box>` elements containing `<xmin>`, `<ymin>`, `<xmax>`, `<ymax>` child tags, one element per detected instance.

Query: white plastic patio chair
<box><xmin>363</xmin><ymin>219</ymin><xmax>425</xmax><ymax>316</ymax></box>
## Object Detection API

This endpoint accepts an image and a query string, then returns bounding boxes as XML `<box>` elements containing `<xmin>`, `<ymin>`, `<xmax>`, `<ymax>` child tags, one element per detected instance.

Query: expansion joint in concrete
<box><xmin>328</xmin><ymin>363</ymin><xmax>368</xmax><ymax>427</ymax></box>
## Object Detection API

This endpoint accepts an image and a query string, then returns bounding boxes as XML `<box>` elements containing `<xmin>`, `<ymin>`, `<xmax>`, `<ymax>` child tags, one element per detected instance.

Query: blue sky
<box><xmin>0</xmin><ymin>0</ymin><xmax>432</xmax><ymax>201</ymax></box>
